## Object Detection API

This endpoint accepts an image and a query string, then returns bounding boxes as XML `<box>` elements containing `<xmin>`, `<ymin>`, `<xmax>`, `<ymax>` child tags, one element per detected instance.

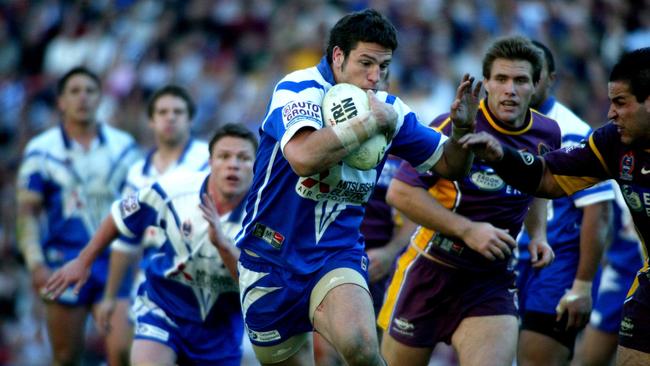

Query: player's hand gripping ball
<box><xmin>322</xmin><ymin>83</ymin><xmax>388</xmax><ymax>170</ymax></box>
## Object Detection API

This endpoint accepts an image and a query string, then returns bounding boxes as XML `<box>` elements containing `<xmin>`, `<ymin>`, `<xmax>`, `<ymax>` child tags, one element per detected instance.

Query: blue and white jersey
<box><xmin>236</xmin><ymin>56</ymin><xmax>447</xmax><ymax>274</ymax></box>
<box><xmin>519</xmin><ymin>98</ymin><xmax>615</xmax><ymax>258</ymax></box>
<box><xmin>113</xmin><ymin>139</ymin><xmax>209</xmax><ymax>254</ymax></box>
<box><xmin>18</xmin><ymin>123</ymin><xmax>140</xmax><ymax>265</ymax></box>
<box><xmin>111</xmin><ymin>171</ymin><xmax>244</xmax><ymax>322</ymax></box>
<box><xmin>606</xmin><ymin>184</ymin><xmax>644</xmax><ymax>271</ymax></box>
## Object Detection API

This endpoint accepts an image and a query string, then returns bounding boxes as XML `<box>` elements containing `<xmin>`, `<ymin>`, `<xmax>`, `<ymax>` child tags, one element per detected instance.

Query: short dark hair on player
<box><xmin>147</xmin><ymin>85</ymin><xmax>196</xmax><ymax>120</ymax></box>
<box><xmin>531</xmin><ymin>40</ymin><xmax>555</xmax><ymax>74</ymax></box>
<box><xmin>610</xmin><ymin>47</ymin><xmax>650</xmax><ymax>103</ymax></box>
<box><xmin>326</xmin><ymin>8</ymin><xmax>398</xmax><ymax>65</ymax></box>
<box><xmin>57</xmin><ymin>66</ymin><xmax>101</xmax><ymax>96</ymax></box>
<box><xmin>208</xmin><ymin>123</ymin><xmax>259</xmax><ymax>156</ymax></box>
<box><xmin>482</xmin><ymin>36</ymin><xmax>543</xmax><ymax>84</ymax></box>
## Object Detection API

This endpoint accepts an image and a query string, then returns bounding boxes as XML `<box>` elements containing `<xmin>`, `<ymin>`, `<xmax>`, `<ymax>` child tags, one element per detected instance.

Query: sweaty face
<box><xmin>57</xmin><ymin>74</ymin><xmax>101</xmax><ymax>125</ymax></box>
<box><xmin>332</xmin><ymin>42</ymin><xmax>392</xmax><ymax>92</ymax></box>
<box><xmin>209</xmin><ymin>136</ymin><xmax>255</xmax><ymax>199</ymax></box>
<box><xmin>484</xmin><ymin>59</ymin><xmax>535</xmax><ymax>127</ymax></box>
<box><xmin>607</xmin><ymin>81</ymin><xmax>650</xmax><ymax>146</ymax></box>
<box><xmin>149</xmin><ymin>95</ymin><xmax>191</xmax><ymax>147</ymax></box>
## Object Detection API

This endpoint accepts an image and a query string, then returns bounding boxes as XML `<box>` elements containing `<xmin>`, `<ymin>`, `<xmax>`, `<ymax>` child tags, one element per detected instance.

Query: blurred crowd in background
<box><xmin>0</xmin><ymin>0</ymin><xmax>648</xmax><ymax>364</ymax></box>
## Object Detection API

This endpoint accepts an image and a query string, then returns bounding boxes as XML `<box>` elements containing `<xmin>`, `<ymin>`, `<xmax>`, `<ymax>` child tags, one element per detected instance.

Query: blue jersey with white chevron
<box><xmin>111</xmin><ymin>171</ymin><xmax>244</xmax><ymax>323</ymax></box>
<box><xmin>113</xmin><ymin>139</ymin><xmax>210</xmax><ymax>263</ymax></box>
<box><xmin>18</xmin><ymin>123</ymin><xmax>140</xmax><ymax>266</ymax></box>
<box><xmin>236</xmin><ymin>56</ymin><xmax>447</xmax><ymax>275</ymax></box>
<box><xmin>519</xmin><ymin>98</ymin><xmax>615</xmax><ymax>258</ymax></box>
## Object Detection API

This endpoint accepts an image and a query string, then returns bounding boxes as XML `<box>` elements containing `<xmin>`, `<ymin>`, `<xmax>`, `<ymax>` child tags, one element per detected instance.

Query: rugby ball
<box><xmin>322</xmin><ymin>83</ymin><xmax>388</xmax><ymax>170</ymax></box>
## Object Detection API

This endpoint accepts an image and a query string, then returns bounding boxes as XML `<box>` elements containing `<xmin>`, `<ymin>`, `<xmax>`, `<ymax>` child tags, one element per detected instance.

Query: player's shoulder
<box><xmin>548</xmin><ymin>101</ymin><xmax>591</xmax><ymax>136</ymax></box>
<box><xmin>155</xmin><ymin>170</ymin><xmax>208</xmax><ymax>196</ymax></box>
<box><xmin>276</xmin><ymin>66</ymin><xmax>329</xmax><ymax>92</ymax></box>
<box><xmin>101</xmin><ymin>123</ymin><xmax>136</xmax><ymax>145</ymax></box>
<box><xmin>24</xmin><ymin>126</ymin><xmax>63</xmax><ymax>153</ymax></box>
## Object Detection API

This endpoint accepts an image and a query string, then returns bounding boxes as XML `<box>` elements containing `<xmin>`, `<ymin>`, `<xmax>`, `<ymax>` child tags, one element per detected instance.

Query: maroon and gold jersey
<box><xmin>394</xmin><ymin>100</ymin><xmax>561</xmax><ymax>272</ymax></box>
<box><xmin>544</xmin><ymin>122</ymin><xmax>650</xmax><ymax>303</ymax></box>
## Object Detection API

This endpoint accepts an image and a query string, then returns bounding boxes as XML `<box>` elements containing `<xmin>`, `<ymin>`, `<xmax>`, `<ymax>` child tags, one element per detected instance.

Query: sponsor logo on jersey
<box><xmin>247</xmin><ymin>328</ymin><xmax>281</xmax><ymax>343</ymax></box>
<box><xmin>252</xmin><ymin>223</ymin><xmax>285</xmax><ymax>249</ymax></box>
<box><xmin>120</xmin><ymin>193</ymin><xmax>140</xmax><ymax>218</ymax></box>
<box><xmin>282</xmin><ymin>101</ymin><xmax>322</xmax><ymax>129</ymax></box>
<box><xmin>620</xmin><ymin>152</ymin><xmax>635</xmax><ymax>181</ymax></box>
<box><xmin>619</xmin><ymin>316</ymin><xmax>634</xmax><ymax>338</ymax></box>
<box><xmin>295</xmin><ymin>165</ymin><xmax>375</xmax><ymax>206</ymax></box>
<box><xmin>470</xmin><ymin>169</ymin><xmax>505</xmax><ymax>191</ymax></box>
<box><xmin>518</xmin><ymin>151</ymin><xmax>535</xmax><ymax>165</ymax></box>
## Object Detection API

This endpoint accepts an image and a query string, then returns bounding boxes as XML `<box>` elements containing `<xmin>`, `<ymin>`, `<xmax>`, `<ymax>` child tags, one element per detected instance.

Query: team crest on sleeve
<box><xmin>282</xmin><ymin>101</ymin><xmax>322</xmax><ymax>129</ymax></box>
<box><xmin>620</xmin><ymin>152</ymin><xmax>635</xmax><ymax>181</ymax></box>
<box><xmin>120</xmin><ymin>193</ymin><xmax>140</xmax><ymax>218</ymax></box>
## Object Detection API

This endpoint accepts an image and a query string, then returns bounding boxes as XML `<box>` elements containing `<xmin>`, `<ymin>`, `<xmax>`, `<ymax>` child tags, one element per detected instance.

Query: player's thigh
<box><xmin>45</xmin><ymin>302</ymin><xmax>89</xmax><ymax>358</ymax></box>
<box><xmin>451</xmin><ymin>315</ymin><xmax>518</xmax><ymax>366</ymax></box>
<box><xmin>518</xmin><ymin>329</ymin><xmax>570</xmax><ymax>366</ymax></box>
<box><xmin>576</xmin><ymin>326</ymin><xmax>618</xmax><ymax>366</ymax></box>
<box><xmin>312</xmin><ymin>277</ymin><xmax>377</xmax><ymax>356</ymax></box>
<box><xmin>131</xmin><ymin>339</ymin><xmax>176</xmax><ymax>366</ymax></box>
<box><xmin>615</xmin><ymin>345</ymin><xmax>650</xmax><ymax>366</ymax></box>
<box><xmin>380</xmin><ymin>331</ymin><xmax>433</xmax><ymax>366</ymax></box>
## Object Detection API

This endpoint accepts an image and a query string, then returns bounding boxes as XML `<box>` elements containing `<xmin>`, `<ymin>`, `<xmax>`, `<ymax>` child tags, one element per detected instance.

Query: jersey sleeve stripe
<box><xmin>413</xmin><ymin>134</ymin><xmax>447</xmax><ymax>173</ymax></box>
<box><xmin>588</xmin><ymin>134</ymin><xmax>611</xmax><ymax>176</ymax></box>
<box><xmin>551</xmin><ymin>174</ymin><xmax>602</xmax><ymax>196</ymax></box>
<box><xmin>276</xmin><ymin>80</ymin><xmax>325</xmax><ymax>93</ymax></box>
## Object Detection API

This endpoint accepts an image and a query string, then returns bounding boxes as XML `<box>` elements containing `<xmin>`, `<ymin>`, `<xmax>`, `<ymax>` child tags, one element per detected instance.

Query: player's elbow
<box><xmin>288</xmin><ymin>158</ymin><xmax>320</xmax><ymax>177</ymax></box>
<box><xmin>386</xmin><ymin>180</ymin><xmax>409</xmax><ymax>212</ymax></box>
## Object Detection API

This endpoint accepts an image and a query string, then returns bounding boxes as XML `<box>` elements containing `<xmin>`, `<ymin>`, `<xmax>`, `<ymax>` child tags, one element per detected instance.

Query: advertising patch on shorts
<box><xmin>120</xmin><ymin>193</ymin><xmax>140</xmax><ymax>218</ymax></box>
<box><xmin>247</xmin><ymin>327</ymin><xmax>281</xmax><ymax>343</ymax></box>
<box><xmin>136</xmin><ymin>323</ymin><xmax>169</xmax><ymax>341</ymax></box>
<box><xmin>282</xmin><ymin>101</ymin><xmax>322</xmax><ymax>129</ymax></box>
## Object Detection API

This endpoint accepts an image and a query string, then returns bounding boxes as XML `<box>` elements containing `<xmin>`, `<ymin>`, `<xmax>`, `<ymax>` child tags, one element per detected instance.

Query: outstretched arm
<box><xmin>459</xmin><ymin>132</ymin><xmax>566</xmax><ymax>198</ymax></box>
<box><xmin>200</xmin><ymin>194</ymin><xmax>240</xmax><ymax>281</ymax></box>
<box><xmin>432</xmin><ymin>74</ymin><xmax>482</xmax><ymax>180</ymax></box>
<box><xmin>386</xmin><ymin>179</ymin><xmax>516</xmax><ymax>261</ymax></box>
<box><xmin>44</xmin><ymin>215</ymin><xmax>119</xmax><ymax>299</ymax></box>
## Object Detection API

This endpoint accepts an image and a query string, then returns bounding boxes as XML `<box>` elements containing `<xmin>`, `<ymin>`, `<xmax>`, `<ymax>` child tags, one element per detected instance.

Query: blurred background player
<box><xmin>16</xmin><ymin>66</ymin><xmax>140</xmax><ymax>365</ymax></box>
<box><xmin>516</xmin><ymin>40</ymin><xmax>615</xmax><ymax>366</ymax></box>
<box><xmin>44</xmin><ymin>123</ymin><xmax>256</xmax><ymax>365</ymax></box>
<box><xmin>378</xmin><ymin>36</ymin><xmax>557</xmax><ymax>366</ymax></box>
<box><xmin>572</xmin><ymin>185</ymin><xmax>644</xmax><ymax>366</ymax></box>
<box><xmin>94</xmin><ymin>85</ymin><xmax>209</xmax><ymax>342</ymax></box>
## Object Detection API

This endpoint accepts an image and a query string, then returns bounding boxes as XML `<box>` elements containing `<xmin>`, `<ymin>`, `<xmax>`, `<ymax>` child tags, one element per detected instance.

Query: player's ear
<box><xmin>332</xmin><ymin>46</ymin><xmax>344</xmax><ymax>68</ymax></box>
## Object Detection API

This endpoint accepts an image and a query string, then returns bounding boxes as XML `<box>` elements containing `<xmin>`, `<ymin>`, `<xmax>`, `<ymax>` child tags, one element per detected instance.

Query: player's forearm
<box><xmin>284</xmin><ymin>128</ymin><xmax>350</xmax><ymax>176</ymax></box>
<box><xmin>16</xmin><ymin>212</ymin><xmax>44</xmax><ymax>271</ymax></box>
<box><xmin>78</xmin><ymin>215</ymin><xmax>120</xmax><ymax>269</ymax></box>
<box><xmin>576</xmin><ymin>201</ymin><xmax>611</xmax><ymax>281</ymax></box>
<box><xmin>104</xmin><ymin>249</ymin><xmax>136</xmax><ymax>300</ymax></box>
<box><xmin>524</xmin><ymin>198</ymin><xmax>548</xmax><ymax>242</ymax></box>
<box><xmin>387</xmin><ymin>180</ymin><xmax>472</xmax><ymax>240</ymax></box>
<box><xmin>433</xmin><ymin>139</ymin><xmax>474</xmax><ymax>181</ymax></box>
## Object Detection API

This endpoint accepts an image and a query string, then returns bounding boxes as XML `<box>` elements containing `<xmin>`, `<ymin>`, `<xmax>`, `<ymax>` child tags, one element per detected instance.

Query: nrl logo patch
<box><xmin>620</xmin><ymin>152</ymin><xmax>635</xmax><ymax>181</ymax></box>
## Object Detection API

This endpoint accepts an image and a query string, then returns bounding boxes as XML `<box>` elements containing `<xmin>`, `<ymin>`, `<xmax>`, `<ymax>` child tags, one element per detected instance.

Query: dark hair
<box><xmin>326</xmin><ymin>8</ymin><xmax>398</xmax><ymax>65</ymax></box>
<box><xmin>531</xmin><ymin>40</ymin><xmax>555</xmax><ymax>74</ymax></box>
<box><xmin>610</xmin><ymin>47</ymin><xmax>650</xmax><ymax>103</ymax></box>
<box><xmin>57</xmin><ymin>66</ymin><xmax>101</xmax><ymax>96</ymax></box>
<box><xmin>482</xmin><ymin>36</ymin><xmax>543</xmax><ymax>84</ymax></box>
<box><xmin>147</xmin><ymin>85</ymin><xmax>196</xmax><ymax>119</ymax></box>
<box><xmin>208</xmin><ymin>123</ymin><xmax>259</xmax><ymax>155</ymax></box>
